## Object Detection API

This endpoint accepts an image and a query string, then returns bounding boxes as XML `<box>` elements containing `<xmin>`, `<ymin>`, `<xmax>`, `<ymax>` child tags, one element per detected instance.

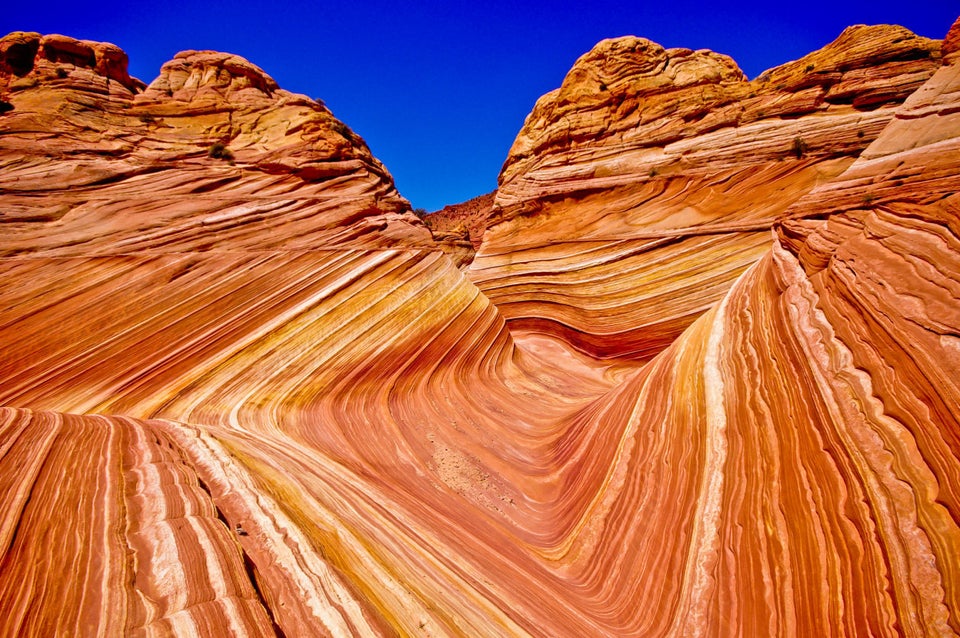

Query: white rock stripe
<box><xmin>672</xmin><ymin>264</ymin><xmax>741</xmax><ymax>637</ymax></box>
<box><xmin>159</xmin><ymin>421</ymin><xmax>380</xmax><ymax>637</ymax></box>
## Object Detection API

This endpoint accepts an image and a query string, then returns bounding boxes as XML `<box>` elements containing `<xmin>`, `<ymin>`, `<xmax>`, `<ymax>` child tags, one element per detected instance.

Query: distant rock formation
<box><xmin>421</xmin><ymin>190</ymin><xmax>496</xmax><ymax>266</ymax></box>
<box><xmin>425</xmin><ymin>191</ymin><xmax>496</xmax><ymax>247</ymax></box>
<box><xmin>1</xmin><ymin>18</ymin><xmax>960</xmax><ymax>637</ymax></box>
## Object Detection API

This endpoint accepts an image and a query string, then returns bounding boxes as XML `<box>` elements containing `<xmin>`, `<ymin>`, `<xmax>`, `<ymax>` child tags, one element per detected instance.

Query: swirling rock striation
<box><xmin>1</xmin><ymin>18</ymin><xmax>960</xmax><ymax>637</ymax></box>
<box><xmin>469</xmin><ymin>25</ymin><xmax>942</xmax><ymax>360</ymax></box>
<box><xmin>0</xmin><ymin>408</ymin><xmax>279</xmax><ymax>636</ymax></box>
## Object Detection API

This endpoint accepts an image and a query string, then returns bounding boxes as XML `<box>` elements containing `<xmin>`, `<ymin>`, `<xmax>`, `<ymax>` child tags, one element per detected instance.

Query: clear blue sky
<box><xmin>3</xmin><ymin>2</ymin><xmax>957</xmax><ymax>210</ymax></box>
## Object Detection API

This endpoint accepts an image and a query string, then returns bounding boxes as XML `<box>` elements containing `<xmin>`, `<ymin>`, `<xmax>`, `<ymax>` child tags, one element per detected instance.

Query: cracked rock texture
<box><xmin>1</xmin><ymin>19</ymin><xmax>960</xmax><ymax>637</ymax></box>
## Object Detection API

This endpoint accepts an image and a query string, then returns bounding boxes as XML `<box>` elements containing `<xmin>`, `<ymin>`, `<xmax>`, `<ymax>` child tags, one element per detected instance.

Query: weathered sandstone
<box><xmin>1</xmin><ymin>18</ymin><xmax>959</xmax><ymax>637</ymax></box>
<box><xmin>470</xmin><ymin>24</ymin><xmax>942</xmax><ymax>360</ymax></box>
<box><xmin>0</xmin><ymin>33</ymin><xmax>431</xmax><ymax>256</ymax></box>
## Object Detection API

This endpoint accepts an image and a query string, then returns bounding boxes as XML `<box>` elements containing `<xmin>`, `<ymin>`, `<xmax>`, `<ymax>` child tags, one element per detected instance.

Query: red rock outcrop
<box><xmin>2</xmin><ymin>19</ymin><xmax>960</xmax><ymax>637</ymax></box>
<box><xmin>420</xmin><ymin>190</ymin><xmax>496</xmax><ymax>267</ymax></box>
<box><xmin>469</xmin><ymin>25</ymin><xmax>942</xmax><ymax>360</ymax></box>
<box><xmin>424</xmin><ymin>190</ymin><xmax>496</xmax><ymax>247</ymax></box>
<box><xmin>0</xmin><ymin>32</ymin><xmax>431</xmax><ymax>256</ymax></box>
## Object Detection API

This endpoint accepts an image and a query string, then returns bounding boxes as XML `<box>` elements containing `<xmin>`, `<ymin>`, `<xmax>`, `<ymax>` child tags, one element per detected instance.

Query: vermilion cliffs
<box><xmin>424</xmin><ymin>191</ymin><xmax>495</xmax><ymax>246</ymax></box>
<box><xmin>1</xmin><ymin>16</ymin><xmax>959</xmax><ymax>637</ymax></box>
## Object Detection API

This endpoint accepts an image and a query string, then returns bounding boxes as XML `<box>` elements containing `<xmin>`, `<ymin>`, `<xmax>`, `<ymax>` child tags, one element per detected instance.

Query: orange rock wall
<box><xmin>470</xmin><ymin>25</ymin><xmax>942</xmax><ymax>361</ymax></box>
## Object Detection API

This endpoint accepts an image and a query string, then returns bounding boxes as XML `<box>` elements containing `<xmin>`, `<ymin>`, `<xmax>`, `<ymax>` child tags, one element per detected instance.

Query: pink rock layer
<box><xmin>1</xmin><ymin>19</ymin><xmax>959</xmax><ymax>637</ymax></box>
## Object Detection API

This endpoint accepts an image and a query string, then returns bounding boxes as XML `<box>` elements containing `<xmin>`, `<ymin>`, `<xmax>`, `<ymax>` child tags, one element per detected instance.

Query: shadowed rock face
<box><xmin>2</xmin><ymin>19</ymin><xmax>960</xmax><ymax>637</ymax></box>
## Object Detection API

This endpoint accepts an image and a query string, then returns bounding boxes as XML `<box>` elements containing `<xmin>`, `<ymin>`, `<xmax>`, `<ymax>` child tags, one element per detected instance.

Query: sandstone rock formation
<box><xmin>470</xmin><ymin>24</ymin><xmax>942</xmax><ymax>360</ymax></box>
<box><xmin>0</xmin><ymin>32</ymin><xmax>431</xmax><ymax>256</ymax></box>
<box><xmin>1</xmin><ymin>18</ymin><xmax>960</xmax><ymax>637</ymax></box>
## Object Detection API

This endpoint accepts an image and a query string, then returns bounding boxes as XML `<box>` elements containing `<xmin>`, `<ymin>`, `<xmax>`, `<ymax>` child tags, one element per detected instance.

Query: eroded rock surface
<box><xmin>0</xmin><ymin>32</ymin><xmax>431</xmax><ymax>255</ymax></box>
<box><xmin>470</xmin><ymin>25</ymin><xmax>942</xmax><ymax>360</ymax></box>
<box><xmin>1</xmin><ymin>20</ymin><xmax>959</xmax><ymax>637</ymax></box>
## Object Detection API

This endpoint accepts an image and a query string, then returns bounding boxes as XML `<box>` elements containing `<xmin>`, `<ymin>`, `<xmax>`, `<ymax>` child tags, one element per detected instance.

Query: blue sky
<box><xmin>3</xmin><ymin>2</ymin><xmax>957</xmax><ymax>210</ymax></box>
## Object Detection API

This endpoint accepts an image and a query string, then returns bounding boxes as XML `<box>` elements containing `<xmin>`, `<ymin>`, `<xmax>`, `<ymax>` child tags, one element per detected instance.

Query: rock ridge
<box><xmin>0</xmin><ymin>31</ymin><xmax>144</xmax><ymax>94</ymax></box>
<box><xmin>469</xmin><ymin>23</ymin><xmax>943</xmax><ymax>361</ymax></box>
<box><xmin>0</xmin><ymin>33</ymin><xmax>430</xmax><ymax>256</ymax></box>
<box><xmin>142</xmin><ymin>49</ymin><xmax>280</xmax><ymax>102</ymax></box>
<box><xmin>497</xmin><ymin>24</ymin><xmax>941</xmax><ymax>210</ymax></box>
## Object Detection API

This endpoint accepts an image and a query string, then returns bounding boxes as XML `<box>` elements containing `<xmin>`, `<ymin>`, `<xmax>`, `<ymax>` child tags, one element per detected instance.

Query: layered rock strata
<box><xmin>0</xmin><ymin>32</ymin><xmax>430</xmax><ymax>256</ymax></box>
<box><xmin>1</xmin><ymin>20</ymin><xmax>959</xmax><ymax>637</ymax></box>
<box><xmin>469</xmin><ymin>25</ymin><xmax>942</xmax><ymax>360</ymax></box>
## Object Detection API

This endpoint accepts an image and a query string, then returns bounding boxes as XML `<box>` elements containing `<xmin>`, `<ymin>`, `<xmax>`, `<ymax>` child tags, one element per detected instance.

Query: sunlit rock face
<box><xmin>470</xmin><ymin>25</ymin><xmax>942</xmax><ymax>361</ymax></box>
<box><xmin>2</xmin><ymin>19</ymin><xmax>960</xmax><ymax>637</ymax></box>
<box><xmin>0</xmin><ymin>32</ymin><xmax>430</xmax><ymax>255</ymax></box>
<box><xmin>422</xmin><ymin>191</ymin><xmax>496</xmax><ymax>267</ymax></box>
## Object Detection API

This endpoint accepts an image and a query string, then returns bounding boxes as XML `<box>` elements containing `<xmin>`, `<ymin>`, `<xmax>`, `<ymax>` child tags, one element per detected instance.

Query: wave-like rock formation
<box><xmin>469</xmin><ymin>24</ymin><xmax>943</xmax><ymax>360</ymax></box>
<box><xmin>1</xmin><ymin>19</ymin><xmax>960</xmax><ymax>637</ymax></box>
